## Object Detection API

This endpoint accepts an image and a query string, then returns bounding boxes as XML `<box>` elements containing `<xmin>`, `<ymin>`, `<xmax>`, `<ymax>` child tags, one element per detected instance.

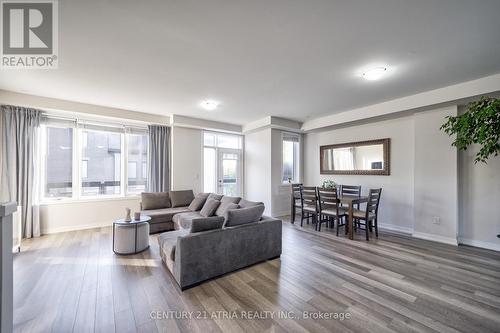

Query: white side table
<box><xmin>113</xmin><ymin>216</ymin><xmax>151</xmax><ymax>255</ymax></box>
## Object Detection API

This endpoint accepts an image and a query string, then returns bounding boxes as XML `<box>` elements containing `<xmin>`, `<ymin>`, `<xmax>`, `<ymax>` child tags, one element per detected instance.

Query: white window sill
<box><xmin>40</xmin><ymin>195</ymin><xmax>141</xmax><ymax>206</ymax></box>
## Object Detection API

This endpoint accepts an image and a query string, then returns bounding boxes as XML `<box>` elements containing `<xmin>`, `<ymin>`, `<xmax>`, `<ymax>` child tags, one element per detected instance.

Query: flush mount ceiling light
<box><xmin>362</xmin><ymin>67</ymin><xmax>388</xmax><ymax>81</ymax></box>
<box><xmin>200</xmin><ymin>100</ymin><xmax>220</xmax><ymax>111</ymax></box>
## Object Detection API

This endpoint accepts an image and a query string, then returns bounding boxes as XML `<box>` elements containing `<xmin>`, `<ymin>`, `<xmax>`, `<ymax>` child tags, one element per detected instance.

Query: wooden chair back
<box><xmin>366</xmin><ymin>188</ymin><xmax>382</xmax><ymax>217</ymax></box>
<box><xmin>291</xmin><ymin>183</ymin><xmax>302</xmax><ymax>199</ymax></box>
<box><xmin>317</xmin><ymin>187</ymin><xmax>341</xmax><ymax>213</ymax></box>
<box><xmin>341</xmin><ymin>185</ymin><xmax>361</xmax><ymax>197</ymax></box>
<box><xmin>300</xmin><ymin>186</ymin><xmax>318</xmax><ymax>211</ymax></box>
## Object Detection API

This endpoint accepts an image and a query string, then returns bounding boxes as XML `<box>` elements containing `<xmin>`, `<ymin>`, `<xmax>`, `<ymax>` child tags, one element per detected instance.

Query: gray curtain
<box><xmin>1</xmin><ymin>105</ymin><xmax>41</xmax><ymax>238</ymax></box>
<box><xmin>148</xmin><ymin>125</ymin><xmax>170</xmax><ymax>192</ymax></box>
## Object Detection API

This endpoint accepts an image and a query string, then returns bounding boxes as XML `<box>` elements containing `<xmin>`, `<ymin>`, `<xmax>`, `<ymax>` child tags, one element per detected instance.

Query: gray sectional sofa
<box><xmin>140</xmin><ymin>190</ymin><xmax>195</xmax><ymax>233</ymax></box>
<box><xmin>152</xmin><ymin>193</ymin><xmax>282</xmax><ymax>290</ymax></box>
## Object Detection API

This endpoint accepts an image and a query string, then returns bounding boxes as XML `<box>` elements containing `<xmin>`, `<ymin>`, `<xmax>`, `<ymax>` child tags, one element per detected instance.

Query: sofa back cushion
<box><xmin>238</xmin><ymin>199</ymin><xmax>264</xmax><ymax>208</ymax></box>
<box><xmin>141</xmin><ymin>192</ymin><xmax>170</xmax><ymax>210</ymax></box>
<box><xmin>188</xmin><ymin>193</ymin><xmax>209</xmax><ymax>211</ymax></box>
<box><xmin>215</xmin><ymin>202</ymin><xmax>239</xmax><ymax>217</ymax></box>
<box><xmin>169</xmin><ymin>190</ymin><xmax>195</xmax><ymax>208</ymax></box>
<box><xmin>224</xmin><ymin>204</ymin><xmax>265</xmax><ymax>227</ymax></box>
<box><xmin>190</xmin><ymin>217</ymin><xmax>225</xmax><ymax>233</ymax></box>
<box><xmin>200</xmin><ymin>198</ymin><xmax>221</xmax><ymax>217</ymax></box>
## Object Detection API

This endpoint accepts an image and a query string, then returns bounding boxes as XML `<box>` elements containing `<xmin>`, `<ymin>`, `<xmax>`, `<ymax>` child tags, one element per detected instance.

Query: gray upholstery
<box><xmin>142</xmin><ymin>206</ymin><xmax>190</xmax><ymax>234</ymax></box>
<box><xmin>215</xmin><ymin>202</ymin><xmax>239</xmax><ymax>217</ymax></box>
<box><xmin>169</xmin><ymin>190</ymin><xmax>195</xmax><ymax>208</ymax></box>
<box><xmin>158</xmin><ymin>216</ymin><xmax>282</xmax><ymax>290</ymax></box>
<box><xmin>190</xmin><ymin>216</ymin><xmax>225</xmax><ymax>233</ymax></box>
<box><xmin>207</xmin><ymin>193</ymin><xmax>223</xmax><ymax>201</ymax></box>
<box><xmin>215</xmin><ymin>196</ymin><xmax>241</xmax><ymax>216</ymax></box>
<box><xmin>224</xmin><ymin>205</ymin><xmax>265</xmax><ymax>227</ymax></box>
<box><xmin>141</xmin><ymin>192</ymin><xmax>171</xmax><ymax>210</ymax></box>
<box><xmin>200</xmin><ymin>198</ymin><xmax>220</xmax><ymax>217</ymax></box>
<box><xmin>158</xmin><ymin>229</ymin><xmax>189</xmax><ymax>270</ymax></box>
<box><xmin>172</xmin><ymin>211</ymin><xmax>223</xmax><ymax>230</ymax></box>
<box><xmin>238</xmin><ymin>199</ymin><xmax>264</xmax><ymax>208</ymax></box>
<box><xmin>188</xmin><ymin>193</ymin><xmax>209</xmax><ymax>211</ymax></box>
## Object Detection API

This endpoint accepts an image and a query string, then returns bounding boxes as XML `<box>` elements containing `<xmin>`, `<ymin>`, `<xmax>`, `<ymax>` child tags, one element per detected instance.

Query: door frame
<box><xmin>217</xmin><ymin>148</ymin><xmax>243</xmax><ymax>196</ymax></box>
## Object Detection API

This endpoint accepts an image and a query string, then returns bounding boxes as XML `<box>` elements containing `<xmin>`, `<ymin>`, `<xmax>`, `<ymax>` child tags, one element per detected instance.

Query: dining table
<box><xmin>338</xmin><ymin>194</ymin><xmax>369</xmax><ymax>240</ymax></box>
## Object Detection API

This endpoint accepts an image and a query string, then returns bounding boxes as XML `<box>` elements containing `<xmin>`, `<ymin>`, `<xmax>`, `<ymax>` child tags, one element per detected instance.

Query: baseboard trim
<box><xmin>412</xmin><ymin>231</ymin><xmax>458</xmax><ymax>246</ymax></box>
<box><xmin>378</xmin><ymin>223</ymin><xmax>413</xmax><ymax>235</ymax></box>
<box><xmin>272</xmin><ymin>211</ymin><xmax>291</xmax><ymax>218</ymax></box>
<box><xmin>41</xmin><ymin>221</ymin><xmax>111</xmax><ymax>235</ymax></box>
<box><xmin>458</xmin><ymin>238</ymin><xmax>500</xmax><ymax>252</ymax></box>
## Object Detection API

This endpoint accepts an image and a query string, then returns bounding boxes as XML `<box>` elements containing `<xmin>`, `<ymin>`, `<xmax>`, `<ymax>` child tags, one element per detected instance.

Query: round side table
<box><xmin>113</xmin><ymin>215</ymin><xmax>151</xmax><ymax>255</ymax></box>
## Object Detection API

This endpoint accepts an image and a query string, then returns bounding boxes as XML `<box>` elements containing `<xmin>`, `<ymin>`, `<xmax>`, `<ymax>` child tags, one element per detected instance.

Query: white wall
<box><xmin>244</xmin><ymin>129</ymin><xmax>272</xmax><ymax>215</ymax></box>
<box><xmin>458</xmin><ymin>110</ymin><xmax>500</xmax><ymax>251</ymax></box>
<box><xmin>39</xmin><ymin>198</ymin><xmax>140</xmax><ymax>234</ymax></box>
<box><xmin>304</xmin><ymin>114</ymin><xmax>416</xmax><ymax>234</ymax></box>
<box><xmin>171</xmin><ymin>126</ymin><xmax>203</xmax><ymax>194</ymax></box>
<box><xmin>413</xmin><ymin>106</ymin><xmax>458</xmax><ymax>245</ymax></box>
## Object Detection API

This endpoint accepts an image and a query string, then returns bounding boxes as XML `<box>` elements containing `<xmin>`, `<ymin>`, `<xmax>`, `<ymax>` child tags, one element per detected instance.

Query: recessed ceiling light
<box><xmin>362</xmin><ymin>67</ymin><xmax>388</xmax><ymax>81</ymax></box>
<box><xmin>200</xmin><ymin>100</ymin><xmax>219</xmax><ymax>111</ymax></box>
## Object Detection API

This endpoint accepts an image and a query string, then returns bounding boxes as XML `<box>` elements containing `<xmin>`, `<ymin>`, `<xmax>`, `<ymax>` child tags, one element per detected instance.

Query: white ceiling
<box><xmin>1</xmin><ymin>0</ymin><xmax>500</xmax><ymax>125</ymax></box>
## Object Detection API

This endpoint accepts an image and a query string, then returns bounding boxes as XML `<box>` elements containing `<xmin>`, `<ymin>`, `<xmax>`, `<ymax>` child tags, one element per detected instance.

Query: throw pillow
<box><xmin>207</xmin><ymin>193</ymin><xmax>224</xmax><ymax>201</ymax></box>
<box><xmin>224</xmin><ymin>204</ymin><xmax>265</xmax><ymax>227</ymax></box>
<box><xmin>190</xmin><ymin>217</ymin><xmax>225</xmax><ymax>233</ymax></box>
<box><xmin>188</xmin><ymin>193</ymin><xmax>209</xmax><ymax>211</ymax></box>
<box><xmin>215</xmin><ymin>202</ymin><xmax>239</xmax><ymax>217</ymax></box>
<box><xmin>200</xmin><ymin>198</ymin><xmax>221</xmax><ymax>217</ymax></box>
<box><xmin>141</xmin><ymin>192</ymin><xmax>170</xmax><ymax>210</ymax></box>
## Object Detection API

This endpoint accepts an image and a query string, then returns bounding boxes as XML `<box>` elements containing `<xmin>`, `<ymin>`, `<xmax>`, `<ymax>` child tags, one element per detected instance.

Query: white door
<box><xmin>217</xmin><ymin>149</ymin><xmax>242</xmax><ymax>196</ymax></box>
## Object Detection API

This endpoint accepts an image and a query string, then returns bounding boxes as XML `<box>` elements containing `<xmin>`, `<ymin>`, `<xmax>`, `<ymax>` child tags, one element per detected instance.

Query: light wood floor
<box><xmin>13</xmin><ymin>218</ymin><xmax>500</xmax><ymax>333</ymax></box>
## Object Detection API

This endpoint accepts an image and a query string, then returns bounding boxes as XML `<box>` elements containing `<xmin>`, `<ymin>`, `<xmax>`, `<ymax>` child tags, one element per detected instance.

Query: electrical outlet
<box><xmin>432</xmin><ymin>216</ymin><xmax>441</xmax><ymax>225</ymax></box>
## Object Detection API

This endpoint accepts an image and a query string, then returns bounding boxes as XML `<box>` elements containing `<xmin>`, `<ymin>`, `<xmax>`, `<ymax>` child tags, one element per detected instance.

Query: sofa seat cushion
<box><xmin>169</xmin><ymin>190</ymin><xmax>195</xmax><ymax>208</ymax></box>
<box><xmin>141</xmin><ymin>192</ymin><xmax>171</xmax><ymax>210</ymax></box>
<box><xmin>173</xmin><ymin>211</ymin><xmax>203</xmax><ymax>229</ymax></box>
<box><xmin>224</xmin><ymin>204</ymin><xmax>265</xmax><ymax>227</ymax></box>
<box><xmin>142</xmin><ymin>207</ymin><xmax>190</xmax><ymax>224</ymax></box>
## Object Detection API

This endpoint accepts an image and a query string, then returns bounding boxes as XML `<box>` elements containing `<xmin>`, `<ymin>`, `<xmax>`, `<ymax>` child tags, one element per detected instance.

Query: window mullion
<box><xmin>123</xmin><ymin>133</ymin><xmax>127</xmax><ymax>196</ymax></box>
<box><xmin>74</xmin><ymin>126</ymin><xmax>81</xmax><ymax>200</ymax></box>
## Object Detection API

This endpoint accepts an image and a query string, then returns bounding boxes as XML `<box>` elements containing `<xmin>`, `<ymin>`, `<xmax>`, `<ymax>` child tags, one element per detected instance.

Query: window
<box><xmin>82</xmin><ymin>160</ymin><xmax>88</xmax><ymax>178</ymax></box>
<box><xmin>203</xmin><ymin>132</ymin><xmax>243</xmax><ymax>195</ymax></box>
<box><xmin>43</xmin><ymin>126</ymin><xmax>73</xmax><ymax>198</ymax></box>
<box><xmin>127</xmin><ymin>133</ymin><xmax>148</xmax><ymax>195</ymax></box>
<box><xmin>282</xmin><ymin>132</ymin><xmax>300</xmax><ymax>183</ymax></box>
<box><xmin>81</xmin><ymin>129</ymin><xmax>122</xmax><ymax>196</ymax></box>
<box><xmin>40</xmin><ymin>118</ymin><xmax>149</xmax><ymax>201</ymax></box>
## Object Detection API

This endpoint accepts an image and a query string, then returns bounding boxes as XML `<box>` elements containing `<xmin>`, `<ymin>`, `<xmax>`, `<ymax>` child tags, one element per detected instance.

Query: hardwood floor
<box><xmin>13</xmin><ymin>218</ymin><xmax>500</xmax><ymax>333</ymax></box>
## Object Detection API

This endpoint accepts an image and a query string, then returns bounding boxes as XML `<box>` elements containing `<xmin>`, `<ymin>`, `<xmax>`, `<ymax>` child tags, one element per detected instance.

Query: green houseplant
<box><xmin>440</xmin><ymin>97</ymin><xmax>500</xmax><ymax>163</ymax></box>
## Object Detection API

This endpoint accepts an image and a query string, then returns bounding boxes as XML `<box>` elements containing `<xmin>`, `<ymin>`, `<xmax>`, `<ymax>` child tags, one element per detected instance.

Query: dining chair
<box><xmin>340</xmin><ymin>184</ymin><xmax>362</xmax><ymax>219</ymax></box>
<box><xmin>290</xmin><ymin>183</ymin><xmax>302</xmax><ymax>223</ymax></box>
<box><xmin>300</xmin><ymin>186</ymin><xmax>319</xmax><ymax>227</ymax></box>
<box><xmin>353</xmin><ymin>188</ymin><xmax>382</xmax><ymax>240</ymax></box>
<box><xmin>317</xmin><ymin>187</ymin><xmax>347</xmax><ymax>232</ymax></box>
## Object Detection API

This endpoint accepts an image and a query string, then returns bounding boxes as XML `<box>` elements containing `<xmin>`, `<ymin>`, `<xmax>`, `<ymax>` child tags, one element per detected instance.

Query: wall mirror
<box><xmin>320</xmin><ymin>138</ymin><xmax>390</xmax><ymax>175</ymax></box>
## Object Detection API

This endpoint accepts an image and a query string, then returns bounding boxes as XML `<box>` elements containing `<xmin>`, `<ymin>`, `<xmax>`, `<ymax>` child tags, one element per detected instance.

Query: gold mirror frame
<box><xmin>320</xmin><ymin>138</ymin><xmax>390</xmax><ymax>175</ymax></box>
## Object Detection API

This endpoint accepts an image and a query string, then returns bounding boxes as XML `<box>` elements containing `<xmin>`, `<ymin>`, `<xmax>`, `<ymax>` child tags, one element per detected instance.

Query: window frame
<box><xmin>281</xmin><ymin>132</ymin><xmax>301</xmax><ymax>184</ymax></box>
<box><xmin>40</xmin><ymin>119</ymin><xmax>149</xmax><ymax>203</ymax></box>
